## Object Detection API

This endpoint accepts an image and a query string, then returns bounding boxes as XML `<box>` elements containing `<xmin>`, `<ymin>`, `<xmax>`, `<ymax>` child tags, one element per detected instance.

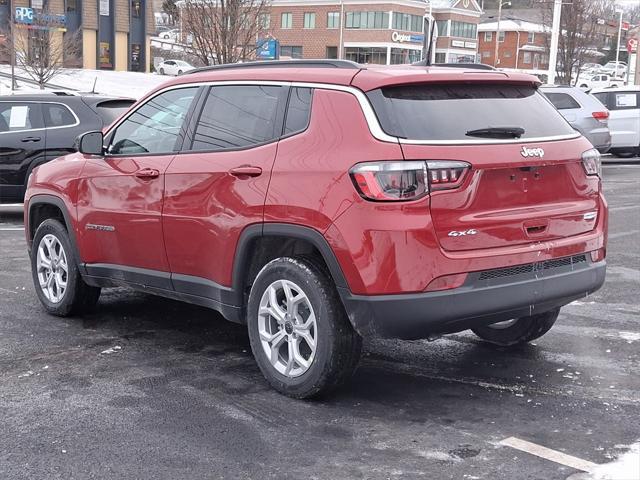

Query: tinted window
<box><xmin>109</xmin><ymin>87</ymin><xmax>198</xmax><ymax>155</ymax></box>
<box><xmin>592</xmin><ymin>92</ymin><xmax>609</xmax><ymax>108</ymax></box>
<box><xmin>43</xmin><ymin>103</ymin><xmax>77</xmax><ymax>127</ymax></box>
<box><xmin>284</xmin><ymin>88</ymin><xmax>312</xmax><ymax>135</ymax></box>
<box><xmin>367</xmin><ymin>84</ymin><xmax>576</xmax><ymax>141</ymax></box>
<box><xmin>94</xmin><ymin>100</ymin><xmax>136</xmax><ymax>126</ymax></box>
<box><xmin>192</xmin><ymin>85</ymin><xmax>283</xmax><ymax>151</ymax></box>
<box><xmin>0</xmin><ymin>103</ymin><xmax>43</xmax><ymax>133</ymax></box>
<box><xmin>543</xmin><ymin>92</ymin><xmax>581</xmax><ymax>110</ymax></box>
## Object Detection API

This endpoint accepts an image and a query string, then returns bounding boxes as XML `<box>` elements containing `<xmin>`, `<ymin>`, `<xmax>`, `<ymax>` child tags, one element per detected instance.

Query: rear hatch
<box><xmin>366</xmin><ymin>82</ymin><xmax>600</xmax><ymax>252</ymax></box>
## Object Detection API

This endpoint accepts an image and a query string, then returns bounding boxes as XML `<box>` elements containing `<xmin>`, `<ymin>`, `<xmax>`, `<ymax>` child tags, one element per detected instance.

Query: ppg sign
<box><xmin>15</xmin><ymin>7</ymin><xmax>34</xmax><ymax>24</ymax></box>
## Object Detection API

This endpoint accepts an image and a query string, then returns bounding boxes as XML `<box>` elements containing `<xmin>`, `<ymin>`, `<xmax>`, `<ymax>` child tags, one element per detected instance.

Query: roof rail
<box><xmin>184</xmin><ymin>59</ymin><xmax>363</xmax><ymax>75</ymax></box>
<box><xmin>412</xmin><ymin>61</ymin><xmax>496</xmax><ymax>71</ymax></box>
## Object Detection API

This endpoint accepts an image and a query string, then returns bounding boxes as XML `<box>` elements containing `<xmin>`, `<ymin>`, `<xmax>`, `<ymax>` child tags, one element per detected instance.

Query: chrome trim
<box><xmin>0</xmin><ymin>100</ymin><xmax>80</xmax><ymax>135</ymax></box>
<box><xmin>102</xmin><ymin>80</ymin><xmax>581</xmax><ymax>147</ymax></box>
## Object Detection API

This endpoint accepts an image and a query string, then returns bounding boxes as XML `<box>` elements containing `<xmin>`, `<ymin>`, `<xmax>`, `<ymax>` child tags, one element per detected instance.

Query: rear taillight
<box><xmin>592</xmin><ymin>111</ymin><xmax>609</xmax><ymax>123</ymax></box>
<box><xmin>350</xmin><ymin>161</ymin><xmax>470</xmax><ymax>202</ymax></box>
<box><xmin>581</xmin><ymin>148</ymin><xmax>601</xmax><ymax>178</ymax></box>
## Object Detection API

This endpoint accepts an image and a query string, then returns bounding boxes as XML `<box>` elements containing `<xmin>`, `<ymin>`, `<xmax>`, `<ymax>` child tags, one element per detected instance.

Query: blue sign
<box><xmin>15</xmin><ymin>7</ymin><xmax>34</xmax><ymax>24</ymax></box>
<box><xmin>257</xmin><ymin>39</ymin><xmax>278</xmax><ymax>60</ymax></box>
<box><xmin>410</xmin><ymin>34</ymin><xmax>425</xmax><ymax>43</ymax></box>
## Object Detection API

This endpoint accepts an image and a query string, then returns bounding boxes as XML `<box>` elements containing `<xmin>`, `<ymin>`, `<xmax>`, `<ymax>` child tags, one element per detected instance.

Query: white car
<box><xmin>157</xmin><ymin>60</ymin><xmax>195</xmax><ymax>76</ymax></box>
<box><xmin>591</xmin><ymin>86</ymin><xmax>640</xmax><ymax>157</ymax></box>
<box><xmin>600</xmin><ymin>61</ymin><xmax>627</xmax><ymax>77</ymax></box>
<box><xmin>576</xmin><ymin>73</ymin><xmax>623</xmax><ymax>91</ymax></box>
<box><xmin>159</xmin><ymin>29</ymin><xmax>180</xmax><ymax>41</ymax></box>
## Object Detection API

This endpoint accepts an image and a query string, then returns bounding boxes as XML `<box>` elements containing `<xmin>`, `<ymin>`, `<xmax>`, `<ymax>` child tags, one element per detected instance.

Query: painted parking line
<box><xmin>0</xmin><ymin>227</ymin><xmax>24</xmax><ymax>231</ymax></box>
<box><xmin>499</xmin><ymin>437</ymin><xmax>597</xmax><ymax>473</ymax></box>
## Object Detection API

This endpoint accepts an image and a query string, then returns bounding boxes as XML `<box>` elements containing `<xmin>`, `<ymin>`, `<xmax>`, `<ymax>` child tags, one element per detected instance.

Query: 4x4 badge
<box><xmin>521</xmin><ymin>146</ymin><xmax>545</xmax><ymax>158</ymax></box>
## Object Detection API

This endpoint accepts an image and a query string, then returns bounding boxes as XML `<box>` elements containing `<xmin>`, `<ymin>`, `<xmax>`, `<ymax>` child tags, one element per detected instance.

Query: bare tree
<box><xmin>540</xmin><ymin>0</ymin><xmax>615</xmax><ymax>85</ymax></box>
<box><xmin>162</xmin><ymin>0</ymin><xmax>180</xmax><ymax>24</ymax></box>
<box><xmin>179</xmin><ymin>0</ymin><xmax>271</xmax><ymax>65</ymax></box>
<box><xmin>0</xmin><ymin>19</ymin><xmax>81</xmax><ymax>89</ymax></box>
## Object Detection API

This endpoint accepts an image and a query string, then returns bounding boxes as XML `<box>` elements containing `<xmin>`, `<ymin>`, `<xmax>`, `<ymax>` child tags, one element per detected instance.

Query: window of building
<box><xmin>527</xmin><ymin>32</ymin><xmax>535</xmax><ymax>43</ymax></box>
<box><xmin>449</xmin><ymin>53</ymin><xmax>476</xmax><ymax>63</ymax></box>
<box><xmin>345</xmin><ymin>11</ymin><xmax>389</xmax><ymax>29</ymax></box>
<box><xmin>191</xmin><ymin>86</ymin><xmax>284</xmax><ymax>151</ymax></box>
<box><xmin>345</xmin><ymin>47</ymin><xmax>387</xmax><ymax>64</ymax></box>
<box><xmin>482</xmin><ymin>51</ymin><xmax>491</xmax><ymax>58</ymax></box>
<box><xmin>259</xmin><ymin>13</ymin><xmax>270</xmax><ymax>29</ymax></box>
<box><xmin>281</xmin><ymin>12</ymin><xmax>292</xmax><ymax>29</ymax></box>
<box><xmin>523</xmin><ymin>51</ymin><xmax>531</xmax><ymax>64</ymax></box>
<box><xmin>435</xmin><ymin>20</ymin><xmax>448</xmax><ymax>36</ymax></box>
<box><xmin>484</xmin><ymin>31</ymin><xmax>492</xmax><ymax>41</ymax></box>
<box><xmin>109</xmin><ymin>87</ymin><xmax>198</xmax><ymax>155</ymax></box>
<box><xmin>435</xmin><ymin>52</ymin><xmax>446</xmax><ymax>63</ymax></box>
<box><xmin>450</xmin><ymin>21</ymin><xmax>477</xmax><ymax>39</ymax></box>
<box><xmin>284</xmin><ymin>88</ymin><xmax>313</xmax><ymax>135</ymax></box>
<box><xmin>66</xmin><ymin>0</ymin><xmax>77</xmax><ymax>13</ymax></box>
<box><xmin>326</xmin><ymin>46</ymin><xmax>338</xmax><ymax>59</ymax></box>
<box><xmin>392</xmin><ymin>13</ymin><xmax>423</xmax><ymax>33</ymax></box>
<box><xmin>43</xmin><ymin>104</ymin><xmax>76</xmax><ymax>127</ymax></box>
<box><xmin>390</xmin><ymin>48</ymin><xmax>422</xmax><ymax>64</ymax></box>
<box><xmin>303</xmin><ymin>12</ymin><xmax>316</xmax><ymax>29</ymax></box>
<box><xmin>327</xmin><ymin>12</ymin><xmax>340</xmax><ymax>29</ymax></box>
<box><xmin>498</xmin><ymin>31</ymin><xmax>505</xmax><ymax>42</ymax></box>
<box><xmin>504</xmin><ymin>51</ymin><xmax>512</xmax><ymax>58</ymax></box>
<box><xmin>280</xmin><ymin>45</ymin><xmax>303</xmax><ymax>59</ymax></box>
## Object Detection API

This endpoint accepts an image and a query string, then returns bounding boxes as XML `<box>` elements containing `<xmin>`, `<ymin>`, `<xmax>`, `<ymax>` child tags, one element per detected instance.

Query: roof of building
<box><xmin>478</xmin><ymin>19</ymin><xmax>550</xmax><ymax>33</ymax></box>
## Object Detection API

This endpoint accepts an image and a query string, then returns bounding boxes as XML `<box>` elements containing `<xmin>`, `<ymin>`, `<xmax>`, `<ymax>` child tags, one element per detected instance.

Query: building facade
<box><xmin>0</xmin><ymin>0</ymin><xmax>154</xmax><ymax>71</ymax></box>
<box><xmin>477</xmin><ymin>20</ymin><xmax>549</xmax><ymax>75</ymax></box>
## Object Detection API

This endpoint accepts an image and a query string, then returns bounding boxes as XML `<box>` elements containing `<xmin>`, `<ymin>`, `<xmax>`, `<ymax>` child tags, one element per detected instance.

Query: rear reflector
<box><xmin>592</xmin><ymin>111</ymin><xmax>609</xmax><ymax>122</ymax></box>
<box><xmin>590</xmin><ymin>248</ymin><xmax>606</xmax><ymax>263</ymax></box>
<box><xmin>425</xmin><ymin>273</ymin><xmax>468</xmax><ymax>292</ymax></box>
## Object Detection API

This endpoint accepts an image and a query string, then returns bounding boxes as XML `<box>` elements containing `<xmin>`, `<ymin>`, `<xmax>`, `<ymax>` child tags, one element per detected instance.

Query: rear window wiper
<box><xmin>465</xmin><ymin>126</ymin><xmax>525</xmax><ymax>138</ymax></box>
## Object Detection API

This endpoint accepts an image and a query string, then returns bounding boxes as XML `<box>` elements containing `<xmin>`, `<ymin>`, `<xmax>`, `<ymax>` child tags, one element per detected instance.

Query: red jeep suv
<box><xmin>24</xmin><ymin>60</ymin><xmax>607</xmax><ymax>398</ymax></box>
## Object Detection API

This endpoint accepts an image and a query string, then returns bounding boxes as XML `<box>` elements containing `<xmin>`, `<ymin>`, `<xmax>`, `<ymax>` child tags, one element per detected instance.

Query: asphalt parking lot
<box><xmin>1</xmin><ymin>162</ymin><xmax>639</xmax><ymax>480</ymax></box>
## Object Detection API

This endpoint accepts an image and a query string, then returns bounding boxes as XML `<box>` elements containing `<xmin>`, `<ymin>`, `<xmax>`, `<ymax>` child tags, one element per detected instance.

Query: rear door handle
<box><xmin>135</xmin><ymin>168</ymin><xmax>160</xmax><ymax>179</ymax></box>
<box><xmin>229</xmin><ymin>166</ymin><xmax>262</xmax><ymax>178</ymax></box>
<box><xmin>21</xmin><ymin>136</ymin><xmax>41</xmax><ymax>143</ymax></box>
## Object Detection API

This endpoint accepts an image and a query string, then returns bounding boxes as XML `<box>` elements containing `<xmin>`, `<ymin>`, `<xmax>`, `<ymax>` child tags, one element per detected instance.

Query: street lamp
<box><xmin>493</xmin><ymin>0</ymin><xmax>511</xmax><ymax>67</ymax></box>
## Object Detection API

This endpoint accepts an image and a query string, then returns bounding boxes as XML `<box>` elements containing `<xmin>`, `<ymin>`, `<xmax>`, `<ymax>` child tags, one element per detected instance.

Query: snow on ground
<box><xmin>0</xmin><ymin>65</ymin><xmax>168</xmax><ymax>99</ymax></box>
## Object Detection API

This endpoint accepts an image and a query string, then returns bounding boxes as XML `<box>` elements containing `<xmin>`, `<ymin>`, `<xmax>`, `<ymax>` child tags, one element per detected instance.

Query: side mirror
<box><xmin>75</xmin><ymin>131</ymin><xmax>104</xmax><ymax>155</ymax></box>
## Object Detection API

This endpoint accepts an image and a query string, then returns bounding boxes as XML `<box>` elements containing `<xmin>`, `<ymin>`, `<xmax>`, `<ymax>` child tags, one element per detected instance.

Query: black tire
<box><xmin>31</xmin><ymin>219</ymin><xmax>101</xmax><ymax>317</ymax></box>
<box><xmin>159</xmin><ymin>67</ymin><xmax>165</xmax><ymax>75</ymax></box>
<box><xmin>177</xmin><ymin>70</ymin><xmax>183</xmax><ymax>75</ymax></box>
<box><xmin>247</xmin><ymin>256</ymin><xmax>362</xmax><ymax>399</ymax></box>
<box><xmin>472</xmin><ymin>308</ymin><xmax>560</xmax><ymax>347</ymax></box>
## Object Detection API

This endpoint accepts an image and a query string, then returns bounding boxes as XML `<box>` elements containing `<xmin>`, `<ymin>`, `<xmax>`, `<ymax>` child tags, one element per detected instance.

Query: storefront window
<box><xmin>345</xmin><ymin>47</ymin><xmax>387</xmax><ymax>65</ymax></box>
<box><xmin>390</xmin><ymin>48</ymin><xmax>421</xmax><ymax>65</ymax></box>
<box><xmin>280</xmin><ymin>45</ymin><xmax>303</xmax><ymax>59</ymax></box>
<box><xmin>448</xmin><ymin>53</ymin><xmax>476</xmax><ymax>63</ymax></box>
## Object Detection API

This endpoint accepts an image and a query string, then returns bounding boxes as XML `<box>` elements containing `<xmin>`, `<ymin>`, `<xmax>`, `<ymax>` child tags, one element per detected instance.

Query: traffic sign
<box><xmin>627</xmin><ymin>38</ymin><xmax>638</xmax><ymax>54</ymax></box>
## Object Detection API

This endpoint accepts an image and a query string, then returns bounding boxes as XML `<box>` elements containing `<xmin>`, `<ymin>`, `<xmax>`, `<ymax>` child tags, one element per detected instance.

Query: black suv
<box><xmin>0</xmin><ymin>93</ymin><xmax>135</xmax><ymax>203</ymax></box>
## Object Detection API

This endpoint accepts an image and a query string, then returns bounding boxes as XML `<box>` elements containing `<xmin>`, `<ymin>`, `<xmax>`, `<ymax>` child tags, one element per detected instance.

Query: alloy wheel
<box><xmin>257</xmin><ymin>279</ymin><xmax>317</xmax><ymax>378</ymax></box>
<box><xmin>36</xmin><ymin>234</ymin><xmax>68</xmax><ymax>304</ymax></box>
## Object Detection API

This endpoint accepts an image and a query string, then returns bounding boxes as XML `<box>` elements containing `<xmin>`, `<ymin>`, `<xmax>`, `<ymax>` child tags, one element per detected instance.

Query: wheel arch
<box><xmin>27</xmin><ymin>195</ymin><xmax>81</xmax><ymax>268</ymax></box>
<box><xmin>232</xmin><ymin>224</ymin><xmax>349</xmax><ymax>308</ymax></box>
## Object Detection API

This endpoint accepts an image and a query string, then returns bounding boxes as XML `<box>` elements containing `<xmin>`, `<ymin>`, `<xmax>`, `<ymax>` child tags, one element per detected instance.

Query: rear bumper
<box><xmin>338</xmin><ymin>257</ymin><xmax>606</xmax><ymax>340</ymax></box>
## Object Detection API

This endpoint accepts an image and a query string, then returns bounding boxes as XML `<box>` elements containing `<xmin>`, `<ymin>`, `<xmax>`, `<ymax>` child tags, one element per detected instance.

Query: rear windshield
<box><xmin>94</xmin><ymin>100</ymin><xmax>136</xmax><ymax>127</ymax></box>
<box><xmin>367</xmin><ymin>84</ymin><xmax>575</xmax><ymax>141</ymax></box>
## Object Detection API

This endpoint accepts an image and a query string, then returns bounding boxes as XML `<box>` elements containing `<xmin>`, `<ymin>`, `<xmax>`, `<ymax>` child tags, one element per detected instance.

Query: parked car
<box><xmin>157</xmin><ymin>60</ymin><xmax>194</xmax><ymax>76</ymax></box>
<box><xmin>159</xmin><ymin>29</ymin><xmax>180</xmax><ymax>41</ymax></box>
<box><xmin>576</xmin><ymin>73</ymin><xmax>624</xmax><ymax>90</ymax></box>
<box><xmin>580</xmin><ymin>62</ymin><xmax>602</xmax><ymax>72</ymax></box>
<box><xmin>24</xmin><ymin>60</ymin><xmax>607</xmax><ymax>398</ymax></box>
<box><xmin>0</xmin><ymin>93</ymin><xmax>135</xmax><ymax>203</ymax></box>
<box><xmin>600</xmin><ymin>61</ymin><xmax>627</xmax><ymax>78</ymax></box>
<box><xmin>540</xmin><ymin>85</ymin><xmax>611</xmax><ymax>153</ymax></box>
<box><xmin>591</xmin><ymin>86</ymin><xmax>640</xmax><ymax>157</ymax></box>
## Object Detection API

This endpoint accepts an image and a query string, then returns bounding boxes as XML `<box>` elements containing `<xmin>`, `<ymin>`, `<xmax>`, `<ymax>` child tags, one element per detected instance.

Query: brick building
<box><xmin>178</xmin><ymin>0</ymin><xmax>482</xmax><ymax>65</ymax></box>
<box><xmin>0</xmin><ymin>0</ymin><xmax>154</xmax><ymax>71</ymax></box>
<box><xmin>477</xmin><ymin>19</ymin><xmax>549</xmax><ymax>74</ymax></box>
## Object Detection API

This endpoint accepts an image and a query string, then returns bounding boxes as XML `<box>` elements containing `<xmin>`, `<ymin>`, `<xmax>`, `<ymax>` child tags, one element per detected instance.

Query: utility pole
<box><xmin>10</xmin><ymin>0</ymin><xmax>16</xmax><ymax>90</ymax></box>
<box><xmin>338</xmin><ymin>0</ymin><xmax>344</xmax><ymax>59</ymax></box>
<box><xmin>547</xmin><ymin>0</ymin><xmax>562</xmax><ymax>85</ymax></box>
<box><xmin>615</xmin><ymin>9</ymin><xmax>623</xmax><ymax>69</ymax></box>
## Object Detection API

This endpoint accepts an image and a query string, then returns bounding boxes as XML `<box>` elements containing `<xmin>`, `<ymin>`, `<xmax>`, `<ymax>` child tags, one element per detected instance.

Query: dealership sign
<box><xmin>15</xmin><ymin>7</ymin><xmax>67</xmax><ymax>31</ymax></box>
<box><xmin>391</xmin><ymin>32</ymin><xmax>424</xmax><ymax>43</ymax></box>
<box><xmin>257</xmin><ymin>39</ymin><xmax>278</xmax><ymax>60</ymax></box>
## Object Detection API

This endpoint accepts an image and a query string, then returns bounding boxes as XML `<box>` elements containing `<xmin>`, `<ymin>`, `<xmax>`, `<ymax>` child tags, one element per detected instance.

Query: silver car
<box><xmin>541</xmin><ymin>85</ymin><xmax>611</xmax><ymax>153</ymax></box>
